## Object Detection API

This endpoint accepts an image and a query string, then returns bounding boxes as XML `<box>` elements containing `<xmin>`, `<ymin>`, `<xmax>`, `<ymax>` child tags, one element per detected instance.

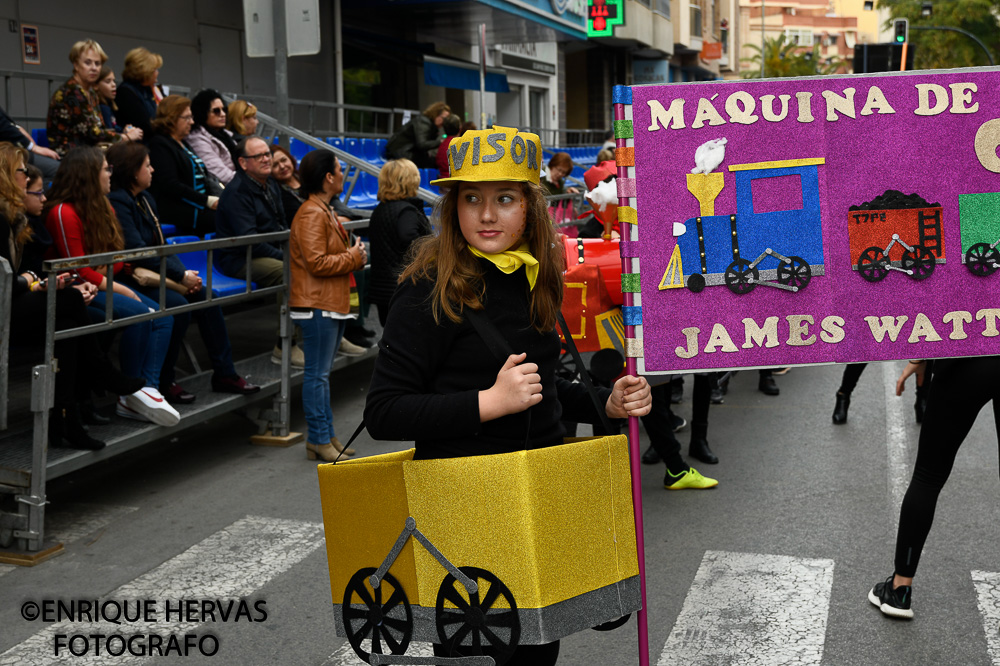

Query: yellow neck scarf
<box><xmin>469</xmin><ymin>242</ymin><xmax>539</xmax><ymax>291</ymax></box>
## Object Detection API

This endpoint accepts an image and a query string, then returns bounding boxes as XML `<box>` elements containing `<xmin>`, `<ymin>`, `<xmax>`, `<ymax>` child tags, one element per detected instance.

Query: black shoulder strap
<box><xmin>464</xmin><ymin>308</ymin><xmax>515</xmax><ymax>362</ymax></box>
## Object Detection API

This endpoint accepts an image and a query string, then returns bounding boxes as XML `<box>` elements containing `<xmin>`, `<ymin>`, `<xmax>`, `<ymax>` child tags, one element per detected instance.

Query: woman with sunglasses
<box><xmin>187</xmin><ymin>89</ymin><xmax>239</xmax><ymax>186</ymax></box>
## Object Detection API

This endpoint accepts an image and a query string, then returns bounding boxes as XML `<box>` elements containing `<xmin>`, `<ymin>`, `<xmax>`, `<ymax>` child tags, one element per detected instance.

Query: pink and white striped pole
<box><xmin>612</xmin><ymin>85</ymin><xmax>650</xmax><ymax>666</ymax></box>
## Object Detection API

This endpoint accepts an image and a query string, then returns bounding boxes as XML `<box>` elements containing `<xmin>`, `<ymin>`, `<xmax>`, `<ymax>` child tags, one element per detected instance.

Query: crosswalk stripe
<box><xmin>0</xmin><ymin>515</ymin><xmax>324</xmax><ymax>666</ymax></box>
<box><xmin>972</xmin><ymin>570</ymin><xmax>1000</xmax><ymax>665</ymax></box>
<box><xmin>45</xmin><ymin>503</ymin><xmax>138</xmax><ymax>545</ymax></box>
<box><xmin>658</xmin><ymin>550</ymin><xmax>835</xmax><ymax>665</ymax></box>
<box><xmin>322</xmin><ymin>640</ymin><xmax>435</xmax><ymax>665</ymax></box>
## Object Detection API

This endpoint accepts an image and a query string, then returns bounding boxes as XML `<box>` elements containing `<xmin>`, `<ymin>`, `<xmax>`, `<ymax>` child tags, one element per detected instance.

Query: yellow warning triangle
<box><xmin>659</xmin><ymin>245</ymin><xmax>684</xmax><ymax>290</ymax></box>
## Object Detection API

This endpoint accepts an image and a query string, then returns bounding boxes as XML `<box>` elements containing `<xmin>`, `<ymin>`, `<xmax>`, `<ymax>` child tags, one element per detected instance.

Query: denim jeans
<box><xmin>90</xmin><ymin>289</ymin><xmax>173</xmax><ymax>388</ymax></box>
<box><xmin>134</xmin><ymin>286</ymin><xmax>237</xmax><ymax>385</ymax></box>
<box><xmin>295</xmin><ymin>312</ymin><xmax>346</xmax><ymax>445</ymax></box>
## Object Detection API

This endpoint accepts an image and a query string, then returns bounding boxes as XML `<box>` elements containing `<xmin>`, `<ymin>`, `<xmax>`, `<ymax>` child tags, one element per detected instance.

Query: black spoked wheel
<box><xmin>901</xmin><ymin>245</ymin><xmax>935</xmax><ymax>281</ymax></box>
<box><xmin>686</xmin><ymin>273</ymin><xmax>706</xmax><ymax>293</ymax></box>
<box><xmin>776</xmin><ymin>256</ymin><xmax>812</xmax><ymax>291</ymax></box>
<box><xmin>723</xmin><ymin>259</ymin><xmax>758</xmax><ymax>295</ymax></box>
<box><xmin>343</xmin><ymin>568</ymin><xmax>412</xmax><ymax>664</ymax></box>
<box><xmin>592</xmin><ymin>614</ymin><xmax>632</xmax><ymax>631</ymax></box>
<box><xmin>858</xmin><ymin>247</ymin><xmax>888</xmax><ymax>283</ymax></box>
<box><xmin>435</xmin><ymin>566</ymin><xmax>520</xmax><ymax>666</ymax></box>
<box><xmin>965</xmin><ymin>243</ymin><xmax>1000</xmax><ymax>277</ymax></box>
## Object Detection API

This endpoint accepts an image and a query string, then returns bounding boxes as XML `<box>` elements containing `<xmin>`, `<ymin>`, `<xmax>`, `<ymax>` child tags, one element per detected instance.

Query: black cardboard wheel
<box><xmin>343</xmin><ymin>568</ymin><xmax>412</xmax><ymax>664</ymax></box>
<box><xmin>901</xmin><ymin>246</ymin><xmax>935</xmax><ymax>281</ymax></box>
<box><xmin>724</xmin><ymin>259</ymin><xmax>757</xmax><ymax>295</ymax></box>
<box><xmin>686</xmin><ymin>273</ymin><xmax>706</xmax><ymax>293</ymax></box>
<box><xmin>435</xmin><ymin>566</ymin><xmax>520</xmax><ymax>666</ymax></box>
<box><xmin>858</xmin><ymin>247</ymin><xmax>888</xmax><ymax>283</ymax></box>
<box><xmin>776</xmin><ymin>256</ymin><xmax>811</xmax><ymax>290</ymax></box>
<box><xmin>965</xmin><ymin>243</ymin><xmax>1000</xmax><ymax>277</ymax></box>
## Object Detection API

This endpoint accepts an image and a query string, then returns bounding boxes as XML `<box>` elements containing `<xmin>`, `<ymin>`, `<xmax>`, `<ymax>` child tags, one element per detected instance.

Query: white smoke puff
<box><xmin>692</xmin><ymin>138</ymin><xmax>727</xmax><ymax>174</ymax></box>
<box><xmin>585</xmin><ymin>178</ymin><xmax>618</xmax><ymax>212</ymax></box>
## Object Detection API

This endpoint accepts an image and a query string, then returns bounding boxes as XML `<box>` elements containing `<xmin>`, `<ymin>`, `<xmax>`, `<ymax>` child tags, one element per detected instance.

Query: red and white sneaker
<box><xmin>118</xmin><ymin>388</ymin><xmax>180</xmax><ymax>427</ymax></box>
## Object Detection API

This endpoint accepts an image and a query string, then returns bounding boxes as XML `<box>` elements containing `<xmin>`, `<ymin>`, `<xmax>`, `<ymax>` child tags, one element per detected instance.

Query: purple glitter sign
<box><xmin>625</xmin><ymin>69</ymin><xmax>1000</xmax><ymax>374</ymax></box>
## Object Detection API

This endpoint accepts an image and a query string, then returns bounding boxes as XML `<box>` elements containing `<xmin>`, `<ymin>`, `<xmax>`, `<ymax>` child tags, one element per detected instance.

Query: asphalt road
<box><xmin>1</xmin><ymin>353</ymin><xmax>998</xmax><ymax>666</ymax></box>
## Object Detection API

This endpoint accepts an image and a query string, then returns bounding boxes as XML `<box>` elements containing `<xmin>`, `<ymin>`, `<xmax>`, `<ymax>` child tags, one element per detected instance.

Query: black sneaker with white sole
<box><xmin>868</xmin><ymin>575</ymin><xmax>914</xmax><ymax>619</ymax></box>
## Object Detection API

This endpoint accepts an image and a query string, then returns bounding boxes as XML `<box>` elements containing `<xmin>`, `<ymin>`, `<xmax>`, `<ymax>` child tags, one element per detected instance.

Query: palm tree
<box><xmin>742</xmin><ymin>34</ymin><xmax>843</xmax><ymax>79</ymax></box>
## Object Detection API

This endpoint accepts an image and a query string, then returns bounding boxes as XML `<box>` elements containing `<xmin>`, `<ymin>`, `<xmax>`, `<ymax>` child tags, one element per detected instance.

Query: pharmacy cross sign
<box><xmin>588</xmin><ymin>0</ymin><xmax>624</xmax><ymax>37</ymax></box>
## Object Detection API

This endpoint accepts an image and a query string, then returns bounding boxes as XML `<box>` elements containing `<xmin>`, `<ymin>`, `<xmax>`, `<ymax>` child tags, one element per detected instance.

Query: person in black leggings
<box><xmin>832</xmin><ymin>361</ymin><xmax>933</xmax><ymax>424</ymax></box>
<box><xmin>868</xmin><ymin>357</ymin><xmax>999</xmax><ymax>619</ymax></box>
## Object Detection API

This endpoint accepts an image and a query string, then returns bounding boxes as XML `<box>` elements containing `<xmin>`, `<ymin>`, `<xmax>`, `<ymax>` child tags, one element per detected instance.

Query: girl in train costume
<box><xmin>364</xmin><ymin>125</ymin><xmax>652</xmax><ymax>664</ymax></box>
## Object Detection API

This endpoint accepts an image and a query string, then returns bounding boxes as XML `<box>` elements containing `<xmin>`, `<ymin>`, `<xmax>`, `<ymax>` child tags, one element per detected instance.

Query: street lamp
<box><xmin>921</xmin><ymin>2</ymin><xmax>932</xmax><ymax>17</ymax></box>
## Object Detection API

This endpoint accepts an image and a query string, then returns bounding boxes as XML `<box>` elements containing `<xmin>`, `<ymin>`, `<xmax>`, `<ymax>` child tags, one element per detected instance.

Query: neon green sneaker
<box><xmin>664</xmin><ymin>467</ymin><xmax>718</xmax><ymax>490</ymax></box>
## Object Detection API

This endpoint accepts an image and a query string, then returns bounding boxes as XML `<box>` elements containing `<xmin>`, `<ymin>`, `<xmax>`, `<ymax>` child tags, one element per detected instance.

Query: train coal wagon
<box><xmin>958</xmin><ymin>192</ymin><xmax>1000</xmax><ymax>277</ymax></box>
<box><xmin>662</xmin><ymin>158</ymin><xmax>826</xmax><ymax>295</ymax></box>
<box><xmin>847</xmin><ymin>190</ymin><xmax>945</xmax><ymax>283</ymax></box>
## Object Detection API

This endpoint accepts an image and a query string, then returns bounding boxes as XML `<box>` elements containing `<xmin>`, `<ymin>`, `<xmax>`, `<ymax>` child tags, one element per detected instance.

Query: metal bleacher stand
<box><xmin>0</xmin><ymin>233</ymin><xmax>297</xmax><ymax>562</ymax></box>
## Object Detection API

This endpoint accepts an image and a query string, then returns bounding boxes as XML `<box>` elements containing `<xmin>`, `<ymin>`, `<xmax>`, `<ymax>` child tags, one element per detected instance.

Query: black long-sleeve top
<box><xmin>367</xmin><ymin>198</ymin><xmax>432</xmax><ymax>306</ymax></box>
<box><xmin>108</xmin><ymin>188</ymin><xmax>187</xmax><ymax>282</ymax></box>
<box><xmin>148</xmin><ymin>133</ymin><xmax>214</xmax><ymax>236</ymax></box>
<box><xmin>364</xmin><ymin>260</ymin><xmax>609</xmax><ymax>460</ymax></box>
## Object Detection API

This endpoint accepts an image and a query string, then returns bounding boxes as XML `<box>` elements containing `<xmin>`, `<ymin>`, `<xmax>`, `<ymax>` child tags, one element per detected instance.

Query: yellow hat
<box><xmin>431</xmin><ymin>125</ymin><xmax>542</xmax><ymax>186</ymax></box>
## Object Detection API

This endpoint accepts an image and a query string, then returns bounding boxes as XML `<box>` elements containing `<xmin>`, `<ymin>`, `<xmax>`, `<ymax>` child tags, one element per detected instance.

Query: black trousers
<box><xmin>894</xmin><ymin>357</ymin><xmax>1000</xmax><ymax>577</ymax></box>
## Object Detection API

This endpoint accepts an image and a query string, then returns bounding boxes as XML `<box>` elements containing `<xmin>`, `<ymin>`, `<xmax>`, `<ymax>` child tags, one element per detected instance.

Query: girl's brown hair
<box><xmin>44</xmin><ymin>147</ymin><xmax>123</xmax><ymax>253</ymax></box>
<box><xmin>0</xmin><ymin>143</ymin><xmax>31</xmax><ymax>248</ymax></box>
<box><xmin>399</xmin><ymin>181</ymin><xmax>564</xmax><ymax>332</ymax></box>
<box><xmin>98</xmin><ymin>66</ymin><xmax>117</xmax><ymax>111</ymax></box>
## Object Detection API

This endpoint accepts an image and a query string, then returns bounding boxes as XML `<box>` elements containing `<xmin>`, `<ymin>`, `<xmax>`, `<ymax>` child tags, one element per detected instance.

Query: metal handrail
<box><xmin>251</xmin><ymin>106</ymin><xmax>441</xmax><ymax>206</ymax></box>
<box><xmin>15</xmin><ymin>230</ymin><xmax>294</xmax><ymax>554</ymax></box>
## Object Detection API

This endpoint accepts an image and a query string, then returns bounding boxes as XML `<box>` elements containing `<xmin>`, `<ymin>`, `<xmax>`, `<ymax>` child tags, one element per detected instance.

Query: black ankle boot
<box><xmin>79</xmin><ymin>399</ymin><xmax>111</xmax><ymax>426</ymax></box>
<box><xmin>832</xmin><ymin>391</ymin><xmax>851</xmax><ymax>425</ymax></box>
<box><xmin>689</xmin><ymin>437</ymin><xmax>718</xmax><ymax>464</ymax></box>
<box><xmin>641</xmin><ymin>444</ymin><xmax>661</xmax><ymax>465</ymax></box>
<box><xmin>53</xmin><ymin>406</ymin><xmax>106</xmax><ymax>450</ymax></box>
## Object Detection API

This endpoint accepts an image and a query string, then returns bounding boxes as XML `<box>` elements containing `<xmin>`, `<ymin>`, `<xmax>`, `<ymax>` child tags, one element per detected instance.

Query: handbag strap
<box><xmin>557</xmin><ymin>312</ymin><xmax>617</xmax><ymax>436</ymax></box>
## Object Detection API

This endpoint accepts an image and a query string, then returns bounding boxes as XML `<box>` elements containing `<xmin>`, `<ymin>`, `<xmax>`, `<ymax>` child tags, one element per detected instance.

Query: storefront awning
<box><xmin>424</xmin><ymin>55</ymin><xmax>511</xmax><ymax>93</ymax></box>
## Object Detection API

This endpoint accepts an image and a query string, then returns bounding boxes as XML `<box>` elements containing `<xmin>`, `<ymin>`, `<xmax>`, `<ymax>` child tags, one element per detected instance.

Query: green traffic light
<box><xmin>896</xmin><ymin>35</ymin><xmax>905</xmax><ymax>42</ymax></box>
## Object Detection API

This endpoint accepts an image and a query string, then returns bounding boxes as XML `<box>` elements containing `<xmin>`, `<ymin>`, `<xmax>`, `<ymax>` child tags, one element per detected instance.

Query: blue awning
<box><xmin>423</xmin><ymin>55</ymin><xmax>510</xmax><ymax>93</ymax></box>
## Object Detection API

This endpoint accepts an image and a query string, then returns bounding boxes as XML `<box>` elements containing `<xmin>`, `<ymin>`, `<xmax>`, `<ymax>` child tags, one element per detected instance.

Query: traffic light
<box><xmin>893</xmin><ymin>18</ymin><xmax>909</xmax><ymax>43</ymax></box>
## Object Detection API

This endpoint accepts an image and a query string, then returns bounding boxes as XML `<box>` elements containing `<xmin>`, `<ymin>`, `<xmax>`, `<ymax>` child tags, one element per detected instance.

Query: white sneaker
<box><xmin>337</xmin><ymin>338</ymin><xmax>367</xmax><ymax>357</ymax></box>
<box><xmin>122</xmin><ymin>388</ymin><xmax>180</xmax><ymax>427</ymax></box>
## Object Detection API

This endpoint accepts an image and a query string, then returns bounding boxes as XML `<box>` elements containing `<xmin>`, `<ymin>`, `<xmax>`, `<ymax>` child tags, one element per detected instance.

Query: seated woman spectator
<box><xmin>187</xmin><ymin>89</ymin><xmax>239</xmax><ymax>186</ymax></box>
<box><xmin>0</xmin><ymin>145</ymin><xmax>144</xmax><ymax>449</ymax></box>
<box><xmin>270</xmin><ymin>144</ymin><xmax>303</xmax><ymax>226</ymax></box>
<box><xmin>96</xmin><ymin>66</ymin><xmax>121</xmax><ymax>133</ymax></box>
<box><xmin>227</xmin><ymin>99</ymin><xmax>259</xmax><ymax>143</ymax></box>
<box><xmin>148</xmin><ymin>95</ymin><xmax>218</xmax><ymax>236</ymax></box>
<box><xmin>385</xmin><ymin>101</ymin><xmax>449</xmax><ymax>168</ymax></box>
<box><xmin>106</xmin><ymin>141</ymin><xmax>260</xmax><ymax>403</ymax></box>
<box><xmin>289</xmin><ymin>150</ymin><xmax>367</xmax><ymax>461</ymax></box>
<box><xmin>368</xmin><ymin>159</ymin><xmax>431</xmax><ymax>326</ymax></box>
<box><xmin>45</xmin><ymin>146</ymin><xmax>179</xmax><ymax>427</ymax></box>
<box><xmin>541</xmin><ymin>152</ymin><xmax>579</xmax><ymax>196</ymax></box>
<box><xmin>115</xmin><ymin>47</ymin><xmax>164</xmax><ymax>139</ymax></box>
<box><xmin>47</xmin><ymin>39</ymin><xmax>141</xmax><ymax>156</ymax></box>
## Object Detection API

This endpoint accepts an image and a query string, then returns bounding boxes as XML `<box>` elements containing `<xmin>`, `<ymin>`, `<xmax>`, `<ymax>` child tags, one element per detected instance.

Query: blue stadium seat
<box><xmin>160</xmin><ymin>224</ymin><xmax>177</xmax><ymax>238</ymax></box>
<box><xmin>166</xmin><ymin>236</ymin><xmax>256</xmax><ymax>297</ymax></box>
<box><xmin>344</xmin><ymin>171</ymin><xmax>378</xmax><ymax>209</ymax></box>
<box><xmin>375</xmin><ymin>138</ymin><xmax>388</xmax><ymax>161</ymax></box>
<box><xmin>362</xmin><ymin>138</ymin><xmax>383</xmax><ymax>166</ymax></box>
<box><xmin>326</xmin><ymin>137</ymin><xmax>345</xmax><ymax>153</ymax></box>
<box><xmin>31</xmin><ymin>128</ymin><xmax>48</xmax><ymax>148</ymax></box>
<box><xmin>288</xmin><ymin>137</ymin><xmax>312</xmax><ymax>162</ymax></box>
<box><xmin>345</xmin><ymin>138</ymin><xmax>365</xmax><ymax>159</ymax></box>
